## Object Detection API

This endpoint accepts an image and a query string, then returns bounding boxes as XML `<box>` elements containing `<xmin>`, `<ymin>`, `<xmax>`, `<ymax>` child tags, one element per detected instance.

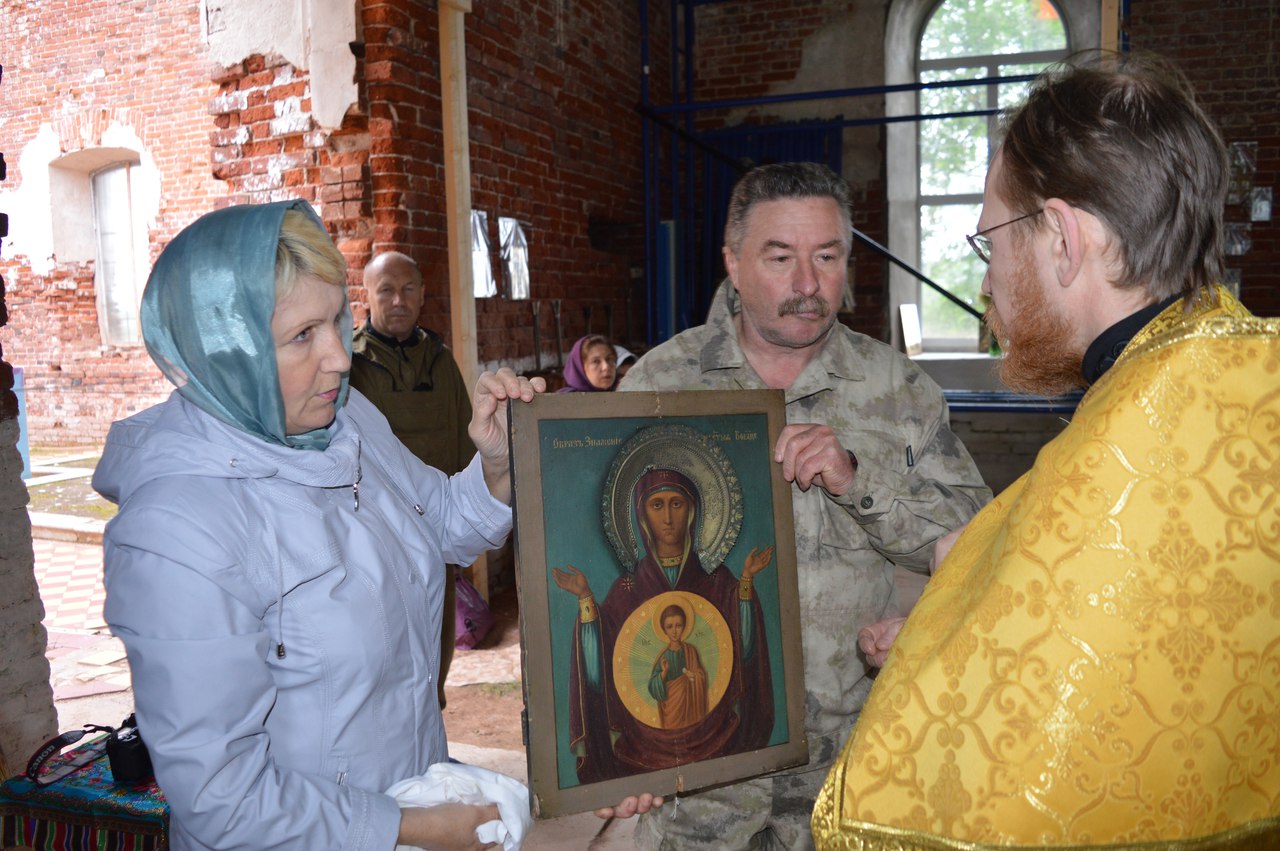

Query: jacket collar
<box><xmin>698</xmin><ymin>280</ymin><xmax>866</xmax><ymax>402</ymax></box>
<box><xmin>361</xmin><ymin>319</ymin><xmax>425</xmax><ymax>350</ymax></box>
<box><xmin>1081</xmin><ymin>292</ymin><xmax>1181</xmax><ymax>385</ymax></box>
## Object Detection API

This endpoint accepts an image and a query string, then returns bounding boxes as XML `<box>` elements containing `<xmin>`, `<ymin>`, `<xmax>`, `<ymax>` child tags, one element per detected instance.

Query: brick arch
<box><xmin>53</xmin><ymin>107</ymin><xmax>148</xmax><ymax>156</ymax></box>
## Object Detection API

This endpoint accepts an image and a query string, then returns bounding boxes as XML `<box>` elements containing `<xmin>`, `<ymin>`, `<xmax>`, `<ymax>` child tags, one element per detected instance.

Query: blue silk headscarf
<box><xmin>141</xmin><ymin>200</ymin><xmax>353</xmax><ymax>450</ymax></box>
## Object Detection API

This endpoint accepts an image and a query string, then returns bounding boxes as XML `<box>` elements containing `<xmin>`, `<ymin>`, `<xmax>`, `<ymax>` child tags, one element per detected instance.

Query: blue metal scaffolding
<box><xmin>636</xmin><ymin>0</ymin><xmax>1053</xmax><ymax>346</ymax></box>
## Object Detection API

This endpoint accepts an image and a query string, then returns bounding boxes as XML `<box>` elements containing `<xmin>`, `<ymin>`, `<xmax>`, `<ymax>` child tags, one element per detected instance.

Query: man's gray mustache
<box><xmin>778</xmin><ymin>297</ymin><xmax>830</xmax><ymax>317</ymax></box>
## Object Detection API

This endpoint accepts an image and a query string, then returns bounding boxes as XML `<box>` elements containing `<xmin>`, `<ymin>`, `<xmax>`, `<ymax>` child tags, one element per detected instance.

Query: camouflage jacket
<box><xmin>620</xmin><ymin>282</ymin><xmax>990</xmax><ymax>764</ymax></box>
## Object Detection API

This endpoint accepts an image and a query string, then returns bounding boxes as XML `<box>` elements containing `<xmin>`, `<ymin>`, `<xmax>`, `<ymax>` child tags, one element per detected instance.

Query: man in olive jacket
<box><xmin>350</xmin><ymin>251</ymin><xmax>477</xmax><ymax>707</ymax></box>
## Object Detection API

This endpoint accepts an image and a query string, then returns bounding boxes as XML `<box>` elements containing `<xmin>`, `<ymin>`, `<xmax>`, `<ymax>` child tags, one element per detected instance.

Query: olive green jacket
<box><xmin>349</xmin><ymin>324</ymin><xmax>476</xmax><ymax>476</ymax></box>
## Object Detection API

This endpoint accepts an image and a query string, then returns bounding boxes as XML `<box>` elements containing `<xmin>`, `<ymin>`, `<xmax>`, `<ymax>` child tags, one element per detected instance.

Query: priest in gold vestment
<box><xmin>814</xmin><ymin>54</ymin><xmax>1280</xmax><ymax>849</ymax></box>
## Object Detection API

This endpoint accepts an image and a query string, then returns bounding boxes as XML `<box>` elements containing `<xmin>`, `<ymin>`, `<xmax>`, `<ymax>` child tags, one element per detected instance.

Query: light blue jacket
<box><xmin>94</xmin><ymin>389</ymin><xmax>510</xmax><ymax>851</ymax></box>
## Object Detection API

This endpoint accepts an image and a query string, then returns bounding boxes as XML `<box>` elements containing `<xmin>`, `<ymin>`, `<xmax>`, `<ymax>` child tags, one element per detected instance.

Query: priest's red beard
<box><xmin>984</xmin><ymin>255</ymin><xmax>1085</xmax><ymax>396</ymax></box>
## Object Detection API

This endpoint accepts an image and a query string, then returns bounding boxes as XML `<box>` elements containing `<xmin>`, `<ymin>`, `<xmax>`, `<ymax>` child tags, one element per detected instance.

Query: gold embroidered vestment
<box><xmin>814</xmin><ymin>288</ymin><xmax>1280</xmax><ymax>849</ymax></box>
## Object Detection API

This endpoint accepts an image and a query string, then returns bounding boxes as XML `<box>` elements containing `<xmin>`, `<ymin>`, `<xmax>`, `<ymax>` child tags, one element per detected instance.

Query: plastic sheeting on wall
<box><xmin>499</xmin><ymin>216</ymin><xmax>530</xmax><ymax>300</ymax></box>
<box><xmin>471</xmin><ymin>210</ymin><xmax>496</xmax><ymax>298</ymax></box>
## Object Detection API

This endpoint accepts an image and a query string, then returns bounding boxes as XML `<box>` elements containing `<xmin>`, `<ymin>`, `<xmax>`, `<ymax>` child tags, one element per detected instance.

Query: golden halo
<box><xmin>601</xmin><ymin>424</ymin><xmax>743</xmax><ymax>572</ymax></box>
<box><xmin>651</xmin><ymin>593</ymin><xmax>696</xmax><ymax>641</ymax></box>
<box><xmin>612</xmin><ymin>591</ymin><xmax>733</xmax><ymax>727</ymax></box>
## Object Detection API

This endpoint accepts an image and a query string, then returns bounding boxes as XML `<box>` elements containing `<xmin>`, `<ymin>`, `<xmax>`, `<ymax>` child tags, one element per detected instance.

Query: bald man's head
<box><xmin>364</xmin><ymin>252</ymin><xmax>424</xmax><ymax>341</ymax></box>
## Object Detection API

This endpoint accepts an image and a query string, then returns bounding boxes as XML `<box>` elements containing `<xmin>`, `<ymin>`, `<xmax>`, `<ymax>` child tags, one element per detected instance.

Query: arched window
<box><xmin>885</xmin><ymin>0</ymin><xmax>1099</xmax><ymax>351</ymax></box>
<box><xmin>49</xmin><ymin>146</ymin><xmax>153</xmax><ymax>347</ymax></box>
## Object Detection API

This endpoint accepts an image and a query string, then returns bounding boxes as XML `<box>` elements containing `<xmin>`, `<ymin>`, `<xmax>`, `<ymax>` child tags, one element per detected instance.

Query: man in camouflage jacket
<box><xmin>619</xmin><ymin>163</ymin><xmax>989</xmax><ymax>850</ymax></box>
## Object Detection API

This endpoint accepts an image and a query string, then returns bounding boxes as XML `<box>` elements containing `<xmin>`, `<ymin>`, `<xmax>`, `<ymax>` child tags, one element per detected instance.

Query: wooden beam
<box><xmin>438</xmin><ymin>0</ymin><xmax>489</xmax><ymax>602</ymax></box>
<box><xmin>439</xmin><ymin>0</ymin><xmax>476</xmax><ymax>385</ymax></box>
<box><xmin>1101</xmin><ymin>0</ymin><xmax>1121</xmax><ymax>52</ymax></box>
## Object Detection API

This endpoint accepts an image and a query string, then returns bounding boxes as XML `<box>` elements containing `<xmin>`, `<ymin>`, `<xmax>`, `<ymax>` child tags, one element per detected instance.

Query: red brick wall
<box><xmin>1128</xmin><ymin>1</ymin><xmax>1279</xmax><ymax>318</ymax></box>
<box><xmin>846</xmin><ymin>179</ymin><xmax>889</xmax><ymax>340</ymax></box>
<box><xmin>208</xmin><ymin>55</ymin><xmax>372</xmax><ymax>286</ymax></box>
<box><xmin>470</xmin><ymin>0</ymin><xmax>647</xmax><ymax>353</ymax></box>
<box><xmin>0</xmin><ymin>0</ymin><xmax>227</xmax><ymax>445</ymax></box>
<box><xmin>4</xmin><ymin>0</ymin><xmax>650</xmax><ymax>443</ymax></box>
<box><xmin>349</xmin><ymin>0</ymin><xmax>648</xmax><ymax>365</ymax></box>
<box><xmin>4</xmin><ymin>1</ymin><xmax>1273</xmax><ymax>445</ymax></box>
<box><xmin>693</xmin><ymin>2</ymin><xmax>850</xmax><ymax>101</ymax></box>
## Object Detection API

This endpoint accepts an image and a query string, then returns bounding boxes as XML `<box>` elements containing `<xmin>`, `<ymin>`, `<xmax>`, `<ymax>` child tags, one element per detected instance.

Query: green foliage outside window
<box><xmin>921</xmin><ymin>0</ymin><xmax>1067</xmax><ymax>60</ymax></box>
<box><xmin>917</xmin><ymin>0</ymin><xmax>1066</xmax><ymax>344</ymax></box>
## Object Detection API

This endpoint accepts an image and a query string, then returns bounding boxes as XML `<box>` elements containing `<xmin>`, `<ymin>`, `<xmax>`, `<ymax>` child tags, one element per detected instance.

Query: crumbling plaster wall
<box><xmin>0</xmin><ymin>0</ymin><xmax>228</xmax><ymax>445</ymax></box>
<box><xmin>0</xmin><ymin>129</ymin><xmax>57</xmax><ymax>777</ymax></box>
<box><xmin>203</xmin><ymin>0</ymin><xmax>360</xmax><ymax>131</ymax></box>
<box><xmin>0</xmin><ymin>388</ymin><xmax>51</xmax><ymax>780</ymax></box>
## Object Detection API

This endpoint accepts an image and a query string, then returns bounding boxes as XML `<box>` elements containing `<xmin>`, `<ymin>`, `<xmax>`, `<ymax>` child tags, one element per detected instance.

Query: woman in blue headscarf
<box><xmin>93</xmin><ymin>200</ymin><xmax>552</xmax><ymax>850</ymax></box>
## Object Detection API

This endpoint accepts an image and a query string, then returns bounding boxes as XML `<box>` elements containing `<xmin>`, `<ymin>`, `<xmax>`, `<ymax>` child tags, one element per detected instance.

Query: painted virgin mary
<box><xmin>553</xmin><ymin>467</ymin><xmax>775</xmax><ymax>784</ymax></box>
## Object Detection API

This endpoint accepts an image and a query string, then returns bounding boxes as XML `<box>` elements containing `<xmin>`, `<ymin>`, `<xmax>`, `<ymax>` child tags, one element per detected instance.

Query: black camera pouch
<box><xmin>106</xmin><ymin>713</ymin><xmax>155</xmax><ymax>786</ymax></box>
<box><xmin>26</xmin><ymin>713</ymin><xmax>154</xmax><ymax>787</ymax></box>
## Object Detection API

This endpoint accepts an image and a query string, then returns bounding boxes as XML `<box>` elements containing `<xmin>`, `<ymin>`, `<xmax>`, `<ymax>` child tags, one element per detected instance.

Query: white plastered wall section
<box><xmin>2</xmin><ymin>124</ymin><xmax>160</xmax><ymax>277</ymax></box>
<box><xmin>202</xmin><ymin>0</ymin><xmax>359</xmax><ymax>132</ymax></box>
<box><xmin>1</xmin><ymin>0</ymin><xmax>360</xmax><ymax>278</ymax></box>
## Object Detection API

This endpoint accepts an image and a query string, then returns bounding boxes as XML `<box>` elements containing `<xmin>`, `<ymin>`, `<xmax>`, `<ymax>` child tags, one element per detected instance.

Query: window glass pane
<box><xmin>921</xmin><ymin>0</ymin><xmax>1066</xmax><ymax>60</ymax></box>
<box><xmin>920</xmin><ymin>202</ymin><xmax>985</xmax><ymax>341</ymax></box>
<box><xmin>919</xmin><ymin>66</ymin><xmax>988</xmax><ymax>196</ymax></box>
<box><xmin>997</xmin><ymin>61</ymin><xmax>1046</xmax><ymax>108</ymax></box>
<box><xmin>92</xmin><ymin>164</ymin><xmax>143</xmax><ymax>345</ymax></box>
<box><xmin>915</xmin><ymin>0</ymin><xmax>1067</xmax><ymax>349</ymax></box>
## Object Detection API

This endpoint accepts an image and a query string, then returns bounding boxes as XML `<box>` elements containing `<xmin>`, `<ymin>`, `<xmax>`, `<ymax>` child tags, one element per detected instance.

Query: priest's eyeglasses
<box><xmin>966</xmin><ymin>210</ymin><xmax>1043</xmax><ymax>264</ymax></box>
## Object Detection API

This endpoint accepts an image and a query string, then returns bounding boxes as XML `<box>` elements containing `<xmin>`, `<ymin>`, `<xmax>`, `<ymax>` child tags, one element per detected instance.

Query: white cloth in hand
<box><xmin>386</xmin><ymin>762</ymin><xmax>531</xmax><ymax>851</ymax></box>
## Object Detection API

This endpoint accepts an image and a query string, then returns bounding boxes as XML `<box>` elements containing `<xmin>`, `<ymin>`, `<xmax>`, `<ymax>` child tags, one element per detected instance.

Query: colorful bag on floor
<box><xmin>454</xmin><ymin>573</ymin><xmax>494</xmax><ymax>649</ymax></box>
